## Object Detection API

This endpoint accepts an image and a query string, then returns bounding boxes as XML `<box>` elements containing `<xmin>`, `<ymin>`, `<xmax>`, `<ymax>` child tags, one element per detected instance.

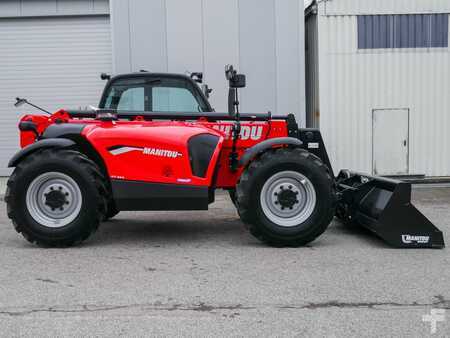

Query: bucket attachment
<box><xmin>335</xmin><ymin>170</ymin><xmax>445</xmax><ymax>249</ymax></box>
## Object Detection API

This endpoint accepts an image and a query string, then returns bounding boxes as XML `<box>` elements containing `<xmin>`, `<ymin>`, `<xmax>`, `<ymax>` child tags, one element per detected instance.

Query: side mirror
<box><xmin>225</xmin><ymin>65</ymin><xmax>246</xmax><ymax>88</ymax></box>
<box><xmin>13</xmin><ymin>97</ymin><xmax>51</xmax><ymax>114</ymax></box>
<box><xmin>15</xmin><ymin>97</ymin><xmax>27</xmax><ymax>107</ymax></box>
<box><xmin>225</xmin><ymin>64</ymin><xmax>246</xmax><ymax>117</ymax></box>
<box><xmin>229</xmin><ymin>74</ymin><xmax>246</xmax><ymax>88</ymax></box>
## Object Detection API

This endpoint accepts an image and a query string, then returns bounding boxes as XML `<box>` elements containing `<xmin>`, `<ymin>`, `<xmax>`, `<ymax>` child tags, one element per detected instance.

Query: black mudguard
<box><xmin>336</xmin><ymin>170</ymin><xmax>445</xmax><ymax>249</ymax></box>
<box><xmin>238</xmin><ymin>137</ymin><xmax>303</xmax><ymax>168</ymax></box>
<box><xmin>8</xmin><ymin>138</ymin><xmax>75</xmax><ymax>167</ymax></box>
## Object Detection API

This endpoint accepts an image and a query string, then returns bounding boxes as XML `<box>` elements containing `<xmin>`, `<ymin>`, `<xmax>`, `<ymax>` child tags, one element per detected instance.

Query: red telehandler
<box><xmin>6</xmin><ymin>65</ymin><xmax>444</xmax><ymax>248</ymax></box>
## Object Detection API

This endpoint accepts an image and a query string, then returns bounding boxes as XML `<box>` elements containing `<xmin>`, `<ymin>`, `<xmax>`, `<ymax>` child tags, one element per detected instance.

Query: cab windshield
<box><xmin>101</xmin><ymin>76</ymin><xmax>210</xmax><ymax>112</ymax></box>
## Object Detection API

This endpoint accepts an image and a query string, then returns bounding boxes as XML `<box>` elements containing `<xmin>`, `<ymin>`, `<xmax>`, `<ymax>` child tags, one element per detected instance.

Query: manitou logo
<box><xmin>143</xmin><ymin>147</ymin><xmax>182</xmax><ymax>158</ymax></box>
<box><xmin>401</xmin><ymin>234</ymin><xmax>430</xmax><ymax>244</ymax></box>
<box><xmin>108</xmin><ymin>146</ymin><xmax>182</xmax><ymax>158</ymax></box>
<box><xmin>213</xmin><ymin>125</ymin><xmax>263</xmax><ymax>140</ymax></box>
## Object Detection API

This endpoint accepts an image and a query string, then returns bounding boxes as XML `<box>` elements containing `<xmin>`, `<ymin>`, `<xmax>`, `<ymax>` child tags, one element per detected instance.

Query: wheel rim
<box><xmin>26</xmin><ymin>172</ymin><xmax>83</xmax><ymax>228</ymax></box>
<box><xmin>260</xmin><ymin>171</ymin><xmax>317</xmax><ymax>227</ymax></box>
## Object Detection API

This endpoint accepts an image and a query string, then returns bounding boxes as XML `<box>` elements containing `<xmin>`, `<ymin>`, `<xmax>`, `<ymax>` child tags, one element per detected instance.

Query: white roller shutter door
<box><xmin>0</xmin><ymin>16</ymin><xmax>112</xmax><ymax>175</ymax></box>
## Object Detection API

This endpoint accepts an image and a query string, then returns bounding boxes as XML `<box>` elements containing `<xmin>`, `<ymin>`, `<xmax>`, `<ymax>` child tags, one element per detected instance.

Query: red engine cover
<box><xmin>18</xmin><ymin>113</ymin><xmax>289</xmax><ymax>189</ymax></box>
<box><xmin>82</xmin><ymin>121</ymin><xmax>224</xmax><ymax>187</ymax></box>
<box><xmin>82</xmin><ymin>119</ymin><xmax>288</xmax><ymax>188</ymax></box>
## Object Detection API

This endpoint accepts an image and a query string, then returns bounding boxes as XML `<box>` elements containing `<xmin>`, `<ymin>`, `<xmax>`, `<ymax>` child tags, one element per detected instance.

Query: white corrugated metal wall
<box><xmin>0</xmin><ymin>0</ymin><xmax>112</xmax><ymax>175</ymax></box>
<box><xmin>323</xmin><ymin>0</ymin><xmax>450</xmax><ymax>16</ymax></box>
<box><xmin>309</xmin><ymin>0</ymin><xmax>450</xmax><ymax>177</ymax></box>
<box><xmin>110</xmin><ymin>0</ymin><xmax>305</xmax><ymax>122</ymax></box>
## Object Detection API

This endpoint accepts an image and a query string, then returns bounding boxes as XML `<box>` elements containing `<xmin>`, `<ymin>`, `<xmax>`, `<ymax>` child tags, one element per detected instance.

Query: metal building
<box><xmin>305</xmin><ymin>0</ymin><xmax>450</xmax><ymax>178</ymax></box>
<box><xmin>0</xmin><ymin>0</ymin><xmax>305</xmax><ymax>175</ymax></box>
<box><xmin>0</xmin><ymin>0</ymin><xmax>111</xmax><ymax>175</ymax></box>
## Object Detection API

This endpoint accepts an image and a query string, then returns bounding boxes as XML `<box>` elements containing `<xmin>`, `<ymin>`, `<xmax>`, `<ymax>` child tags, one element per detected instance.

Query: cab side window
<box><xmin>103</xmin><ymin>80</ymin><xmax>147</xmax><ymax>111</ymax></box>
<box><xmin>117</xmin><ymin>87</ymin><xmax>145</xmax><ymax>111</ymax></box>
<box><xmin>153</xmin><ymin>87</ymin><xmax>201</xmax><ymax>112</ymax></box>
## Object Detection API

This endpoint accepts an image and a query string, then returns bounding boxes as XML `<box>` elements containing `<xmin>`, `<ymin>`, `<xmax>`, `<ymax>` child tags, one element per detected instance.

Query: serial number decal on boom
<box><xmin>212</xmin><ymin>125</ymin><xmax>263</xmax><ymax>140</ymax></box>
<box><xmin>108</xmin><ymin>146</ymin><xmax>182</xmax><ymax>158</ymax></box>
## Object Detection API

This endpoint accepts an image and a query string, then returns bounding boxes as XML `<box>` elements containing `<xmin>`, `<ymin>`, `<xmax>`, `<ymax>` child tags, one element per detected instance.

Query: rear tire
<box><xmin>236</xmin><ymin>148</ymin><xmax>336</xmax><ymax>247</ymax></box>
<box><xmin>5</xmin><ymin>149</ymin><xmax>107</xmax><ymax>247</ymax></box>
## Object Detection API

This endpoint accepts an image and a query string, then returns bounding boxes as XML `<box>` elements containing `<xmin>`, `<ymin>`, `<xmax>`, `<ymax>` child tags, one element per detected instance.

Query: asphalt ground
<box><xmin>0</xmin><ymin>187</ymin><xmax>449</xmax><ymax>337</ymax></box>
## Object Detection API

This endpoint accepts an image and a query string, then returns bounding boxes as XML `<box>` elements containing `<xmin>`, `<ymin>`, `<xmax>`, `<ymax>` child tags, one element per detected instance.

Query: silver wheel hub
<box><xmin>260</xmin><ymin>171</ymin><xmax>317</xmax><ymax>227</ymax></box>
<box><xmin>26</xmin><ymin>172</ymin><xmax>82</xmax><ymax>228</ymax></box>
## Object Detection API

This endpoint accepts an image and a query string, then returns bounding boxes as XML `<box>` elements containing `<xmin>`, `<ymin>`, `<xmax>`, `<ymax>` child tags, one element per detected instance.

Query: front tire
<box><xmin>6</xmin><ymin>149</ymin><xmax>107</xmax><ymax>247</ymax></box>
<box><xmin>236</xmin><ymin>148</ymin><xmax>335</xmax><ymax>247</ymax></box>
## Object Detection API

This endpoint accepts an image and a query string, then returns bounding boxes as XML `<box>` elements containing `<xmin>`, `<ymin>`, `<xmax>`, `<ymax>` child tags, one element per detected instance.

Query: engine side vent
<box><xmin>188</xmin><ymin>134</ymin><xmax>220</xmax><ymax>178</ymax></box>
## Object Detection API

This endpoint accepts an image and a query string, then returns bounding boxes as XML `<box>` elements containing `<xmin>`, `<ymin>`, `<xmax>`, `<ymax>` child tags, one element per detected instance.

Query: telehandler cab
<box><xmin>6</xmin><ymin>65</ymin><xmax>444</xmax><ymax>248</ymax></box>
